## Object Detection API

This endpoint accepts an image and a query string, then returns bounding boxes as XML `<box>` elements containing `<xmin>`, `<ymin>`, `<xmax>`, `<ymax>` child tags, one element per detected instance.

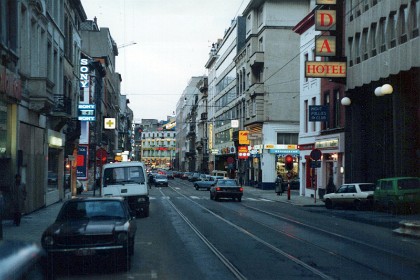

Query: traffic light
<box><xmin>284</xmin><ymin>155</ymin><xmax>294</xmax><ymax>171</ymax></box>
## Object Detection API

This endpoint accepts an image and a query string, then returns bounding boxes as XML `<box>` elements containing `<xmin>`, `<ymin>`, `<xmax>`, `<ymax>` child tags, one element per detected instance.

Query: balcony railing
<box><xmin>52</xmin><ymin>94</ymin><xmax>72</xmax><ymax>115</ymax></box>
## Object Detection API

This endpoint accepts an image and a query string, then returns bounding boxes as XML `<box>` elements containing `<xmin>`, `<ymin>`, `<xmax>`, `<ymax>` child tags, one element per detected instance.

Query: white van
<box><xmin>211</xmin><ymin>170</ymin><xmax>228</xmax><ymax>178</ymax></box>
<box><xmin>101</xmin><ymin>161</ymin><xmax>150</xmax><ymax>217</ymax></box>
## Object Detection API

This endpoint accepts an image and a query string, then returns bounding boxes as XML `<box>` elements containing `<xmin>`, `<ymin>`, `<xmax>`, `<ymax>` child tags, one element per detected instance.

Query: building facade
<box><xmin>344</xmin><ymin>0</ymin><xmax>420</xmax><ymax>181</ymax></box>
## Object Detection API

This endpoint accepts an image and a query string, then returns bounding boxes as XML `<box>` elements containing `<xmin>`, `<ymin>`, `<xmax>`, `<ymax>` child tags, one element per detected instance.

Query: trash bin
<box><xmin>318</xmin><ymin>188</ymin><xmax>326</xmax><ymax>199</ymax></box>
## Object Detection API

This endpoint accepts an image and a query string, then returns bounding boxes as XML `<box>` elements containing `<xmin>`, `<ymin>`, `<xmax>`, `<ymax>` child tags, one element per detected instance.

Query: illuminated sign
<box><xmin>238</xmin><ymin>146</ymin><xmax>249</xmax><ymax>159</ymax></box>
<box><xmin>80</xmin><ymin>58</ymin><xmax>90</xmax><ymax>88</ymax></box>
<box><xmin>316</xmin><ymin>0</ymin><xmax>336</xmax><ymax>4</ymax></box>
<box><xmin>305</xmin><ymin>61</ymin><xmax>346</xmax><ymax>78</ymax></box>
<box><xmin>315</xmin><ymin>10</ymin><xmax>336</xmax><ymax>31</ymax></box>
<box><xmin>315</xmin><ymin>35</ymin><xmax>336</xmax><ymax>56</ymax></box>
<box><xmin>239</xmin><ymin>130</ymin><xmax>250</xmax><ymax>145</ymax></box>
<box><xmin>104</xmin><ymin>118</ymin><xmax>116</xmax><ymax>129</ymax></box>
<box><xmin>78</xmin><ymin>104</ymin><xmax>95</xmax><ymax>121</ymax></box>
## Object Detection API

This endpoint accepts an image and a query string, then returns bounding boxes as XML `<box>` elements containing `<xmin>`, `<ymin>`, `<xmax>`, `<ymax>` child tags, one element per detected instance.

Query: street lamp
<box><xmin>374</xmin><ymin>84</ymin><xmax>394</xmax><ymax>96</ymax></box>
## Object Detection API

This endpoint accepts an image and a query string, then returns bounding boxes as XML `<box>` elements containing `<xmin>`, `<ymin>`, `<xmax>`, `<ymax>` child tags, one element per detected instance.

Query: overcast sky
<box><xmin>81</xmin><ymin>0</ymin><xmax>250</xmax><ymax>122</ymax></box>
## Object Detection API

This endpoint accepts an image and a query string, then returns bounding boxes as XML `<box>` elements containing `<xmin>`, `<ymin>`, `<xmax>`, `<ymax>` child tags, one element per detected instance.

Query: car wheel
<box><xmin>237</xmin><ymin>197</ymin><xmax>242</xmax><ymax>202</ymax></box>
<box><xmin>195</xmin><ymin>185</ymin><xmax>199</xmax><ymax>190</ymax></box>
<box><xmin>353</xmin><ymin>200</ymin><xmax>362</xmax><ymax>211</ymax></box>
<box><xmin>325</xmin><ymin>199</ymin><xmax>333</xmax><ymax>209</ymax></box>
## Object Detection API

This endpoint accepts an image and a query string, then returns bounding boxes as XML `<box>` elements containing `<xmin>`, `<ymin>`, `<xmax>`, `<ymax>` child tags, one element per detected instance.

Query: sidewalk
<box><xmin>243</xmin><ymin>185</ymin><xmax>322</xmax><ymax>206</ymax></box>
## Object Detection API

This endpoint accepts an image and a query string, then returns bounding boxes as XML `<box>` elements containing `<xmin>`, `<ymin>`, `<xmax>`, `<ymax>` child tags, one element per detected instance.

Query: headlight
<box><xmin>117</xmin><ymin>232</ymin><xmax>128</xmax><ymax>243</ymax></box>
<box><xmin>42</xmin><ymin>235</ymin><xmax>54</xmax><ymax>247</ymax></box>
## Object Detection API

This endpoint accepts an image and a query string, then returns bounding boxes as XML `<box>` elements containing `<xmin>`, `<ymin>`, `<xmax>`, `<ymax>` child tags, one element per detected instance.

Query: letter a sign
<box><xmin>315</xmin><ymin>35</ymin><xmax>336</xmax><ymax>56</ymax></box>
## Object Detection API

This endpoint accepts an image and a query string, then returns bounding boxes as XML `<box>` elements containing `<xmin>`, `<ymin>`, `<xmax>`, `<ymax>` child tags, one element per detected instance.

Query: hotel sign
<box><xmin>306</xmin><ymin>0</ymin><xmax>346</xmax><ymax>79</ymax></box>
<box><xmin>316</xmin><ymin>0</ymin><xmax>336</xmax><ymax>4</ymax></box>
<box><xmin>305</xmin><ymin>61</ymin><xmax>346</xmax><ymax>78</ymax></box>
<box><xmin>315</xmin><ymin>35</ymin><xmax>336</xmax><ymax>56</ymax></box>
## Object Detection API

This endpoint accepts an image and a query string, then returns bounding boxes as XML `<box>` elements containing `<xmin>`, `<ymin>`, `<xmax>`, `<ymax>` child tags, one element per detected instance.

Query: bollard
<box><xmin>287</xmin><ymin>182</ymin><xmax>291</xmax><ymax>200</ymax></box>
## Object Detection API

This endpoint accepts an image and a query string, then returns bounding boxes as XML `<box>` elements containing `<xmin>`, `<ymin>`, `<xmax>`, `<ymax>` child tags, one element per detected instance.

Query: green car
<box><xmin>374</xmin><ymin>177</ymin><xmax>420</xmax><ymax>214</ymax></box>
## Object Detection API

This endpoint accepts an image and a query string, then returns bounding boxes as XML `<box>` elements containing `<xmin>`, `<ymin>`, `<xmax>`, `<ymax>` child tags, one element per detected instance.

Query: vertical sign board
<box><xmin>77</xmin><ymin>145</ymin><xmax>88</xmax><ymax>179</ymax></box>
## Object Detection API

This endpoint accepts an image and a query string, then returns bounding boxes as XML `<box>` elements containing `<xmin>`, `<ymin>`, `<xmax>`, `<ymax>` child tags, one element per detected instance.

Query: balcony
<box><xmin>27</xmin><ymin>77</ymin><xmax>54</xmax><ymax>113</ymax></box>
<box><xmin>51</xmin><ymin>95</ymin><xmax>72</xmax><ymax>117</ymax></box>
<box><xmin>249</xmin><ymin>51</ymin><xmax>264</xmax><ymax>70</ymax></box>
<box><xmin>248</xmin><ymin>83</ymin><xmax>264</xmax><ymax>97</ymax></box>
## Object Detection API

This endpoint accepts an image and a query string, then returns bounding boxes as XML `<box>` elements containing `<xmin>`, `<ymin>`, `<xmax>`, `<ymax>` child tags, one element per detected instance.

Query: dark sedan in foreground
<box><xmin>41</xmin><ymin>197</ymin><xmax>137</xmax><ymax>273</ymax></box>
<box><xmin>210</xmin><ymin>179</ymin><xmax>243</xmax><ymax>202</ymax></box>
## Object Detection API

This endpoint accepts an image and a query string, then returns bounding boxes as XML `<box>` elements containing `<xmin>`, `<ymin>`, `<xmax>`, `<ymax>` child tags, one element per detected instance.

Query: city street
<box><xmin>2</xmin><ymin>179</ymin><xmax>420</xmax><ymax>280</ymax></box>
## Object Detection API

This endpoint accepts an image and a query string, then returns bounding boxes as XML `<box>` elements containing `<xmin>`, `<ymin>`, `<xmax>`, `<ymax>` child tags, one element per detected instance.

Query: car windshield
<box><xmin>398</xmin><ymin>178</ymin><xmax>420</xmax><ymax>190</ymax></box>
<box><xmin>103</xmin><ymin>166</ymin><xmax>146</xmax><ymax>185</ymax></box>
<box><xmin>218</xmin><ymin>180</ymin><xmax>238</xmax><ymax>186</ymax></box>
<box><xmin>359</xmin><ymin>184</ymin><xmax>375</xmax><ymax>191</ymax></box>
<box><xmin>156</xmin><ymin>175</ymin><xmax>167</xmax><ymax>179</ymax></box>
<box><xmin>57</xmin><ymin>200</ymin><xmax>125</xmax><ymax>221</ymax></box>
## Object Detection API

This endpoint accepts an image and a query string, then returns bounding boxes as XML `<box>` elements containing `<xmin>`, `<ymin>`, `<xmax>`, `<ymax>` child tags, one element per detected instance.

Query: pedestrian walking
<box><xmin>11</xmin><ymin>174</ymin><xmax>26</xmax><ymax>226</ymax></box>
<box><xmin>275</xmin><ymin>174</ymin><xmax>284</xmax><ymax>196</ymax></box>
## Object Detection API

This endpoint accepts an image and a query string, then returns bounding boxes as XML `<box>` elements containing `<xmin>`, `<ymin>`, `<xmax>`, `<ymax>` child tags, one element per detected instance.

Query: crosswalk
<box><xmin>150</xmin><ymin>196</ymin><xmax>274</xmax><ymax>202</ymax></box>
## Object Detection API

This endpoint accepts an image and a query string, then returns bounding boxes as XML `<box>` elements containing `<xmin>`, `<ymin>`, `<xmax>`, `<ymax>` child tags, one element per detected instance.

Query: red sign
<box><xmin>238</xmin><ymin>146</ymin><xmax>249</xmax><ymax>159</ymax></box>
<box><xmin>315</xmin><ymin>10</ymin><xmax>336</xmax><ymax>31</ymax></box>
<box><xmin>305</xmin><ymin>61</ymin><xmax>346</xmax><ymax>78</ymax></box>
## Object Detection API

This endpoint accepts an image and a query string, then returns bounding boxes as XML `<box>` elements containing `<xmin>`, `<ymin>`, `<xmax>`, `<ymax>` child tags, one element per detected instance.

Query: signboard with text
<box><xmin>309</xmin><ymin>105</ymin><xmax>329</xmax><ymax>121</ymax></box>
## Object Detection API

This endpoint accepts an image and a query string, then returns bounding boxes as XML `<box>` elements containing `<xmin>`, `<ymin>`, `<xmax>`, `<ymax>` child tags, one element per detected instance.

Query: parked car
<box><xmin>0</xmin><ymin>240</ymin><xmax>51</xmax><ymax>280</ymax></box>
<box><xmin>181</xmin><ymin>172</ymin><xmax>191</xmax><ymax>180</ymax></box>
<box><xmin>41</xmin><ymin>197</ymin><xmax>137</xmax><ymax>272</ymax></box>
<box><xmin>210</xmin><ymin>179</ymin><xmax>243</xmax><ymax>202</ymax></box>
<box><xmin>166</xmin><ymin>171</ymin><xmax>175</xmax><ymax>179</ymax></box>
<box><xmin>322</xmin><ymin>183</ymin><xmax>376</xmax><ymax>210</ymax></box>
<box><xmin>374</xmin><ymin>177</ymin><xmax>420</xmax><ymax>214</ymax></box>
<box><xmin>154</xmin><ymin>174</ymin><xmax>169</xmax><ymax>187</ymax></box>
<box><xmin>194</xmin><ymin>175</ymin><xmax>217</xmax><ymax>191</ymax></box>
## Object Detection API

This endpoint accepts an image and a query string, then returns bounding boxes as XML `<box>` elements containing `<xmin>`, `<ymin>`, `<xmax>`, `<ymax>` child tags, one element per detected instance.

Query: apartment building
<box><xmin>344</xmin><ymin>0</ymin><xmax>420</xmax><ymax>181</ymax></box>
<box><xmin>238</xmin><ymin>0</ymin><xmax>313</xmax><ymax>189</ymax></box>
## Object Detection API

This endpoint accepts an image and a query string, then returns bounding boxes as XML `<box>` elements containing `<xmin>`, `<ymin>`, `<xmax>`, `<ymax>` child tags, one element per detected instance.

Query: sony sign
<box><xmin>80</xmin><ymin>58</ymin><xmax>90</xmax><ymax>88</ymax></box>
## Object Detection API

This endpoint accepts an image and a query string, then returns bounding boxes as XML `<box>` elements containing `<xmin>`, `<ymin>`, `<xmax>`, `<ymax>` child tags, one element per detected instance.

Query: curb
<box><xmin>393</xmin><ymin>220</ymin><xmax>420</xmax><ymax>238</ymax></box>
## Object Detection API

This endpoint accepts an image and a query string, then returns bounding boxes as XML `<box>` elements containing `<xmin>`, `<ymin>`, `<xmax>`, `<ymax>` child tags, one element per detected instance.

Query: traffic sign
<box><xmin>310</xmin><ymin>149</ymin><xmax>322</xmax><ymax>161</ymax></box>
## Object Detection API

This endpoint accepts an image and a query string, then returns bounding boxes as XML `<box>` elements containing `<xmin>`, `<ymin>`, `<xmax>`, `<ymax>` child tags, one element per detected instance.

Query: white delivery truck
<box><xmin>101</xmin><ymin>161</ymin><xmax>150</xmax><ymax>217</ymax></box>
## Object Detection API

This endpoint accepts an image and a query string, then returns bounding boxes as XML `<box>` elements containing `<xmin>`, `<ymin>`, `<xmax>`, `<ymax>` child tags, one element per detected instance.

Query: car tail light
<box><xmin>216</xmin><ymin>187</ymin><xmax>221</xmax><ymax>191</ymax></box>
<box><xmin>239</xmin><ymin>187</ymin><xmax>243</xmax><ymax>192</ymax></box>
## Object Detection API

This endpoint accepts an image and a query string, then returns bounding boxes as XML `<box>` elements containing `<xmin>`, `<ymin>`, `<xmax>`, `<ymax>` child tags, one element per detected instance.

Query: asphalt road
<box><xmin>3</xmin><ymin>178</ymin><xmax>420</xmax><ymax>279</ymax></box>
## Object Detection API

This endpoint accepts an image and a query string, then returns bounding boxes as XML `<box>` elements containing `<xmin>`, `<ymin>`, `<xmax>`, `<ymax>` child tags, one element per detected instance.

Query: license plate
<box><xmin>75</xmin><ymin>249</ymin><xmax>96</xmax><ymax>256</ymax></box>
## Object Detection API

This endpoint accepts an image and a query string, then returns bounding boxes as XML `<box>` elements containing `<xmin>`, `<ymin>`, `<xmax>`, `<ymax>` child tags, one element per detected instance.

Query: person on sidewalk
<box><xmin>11</xmin><ymin>174</ymin><xmax>26</xmax><ymax>226</ymax></box>
<box><xmin>275</xmin><ymin>174</ymin><xmax>284</xmax><ymax>196</ymax></box>
<box><xmin>326</xmin><ymin>176</ymin><xmax>336</xmax><ymax>194</ymax></box>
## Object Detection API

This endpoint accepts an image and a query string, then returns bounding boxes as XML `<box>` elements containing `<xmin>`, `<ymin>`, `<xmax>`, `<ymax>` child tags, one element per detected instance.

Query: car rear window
<box><xmin>398</xmin><ymin>178</ymin><xmax>420</xmax><ymax>190</ymax></box>
<box><xmin>359</xmin><ymin>184</ymin><xmax>375</xmax><ymax>191</ymax></box>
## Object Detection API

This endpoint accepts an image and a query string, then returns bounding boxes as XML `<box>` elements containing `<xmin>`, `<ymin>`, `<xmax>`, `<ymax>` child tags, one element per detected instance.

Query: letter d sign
<box><xmin>315</xmin><ymin>10</ymin><xmax>336</xmax><ymax>31</ymax></box>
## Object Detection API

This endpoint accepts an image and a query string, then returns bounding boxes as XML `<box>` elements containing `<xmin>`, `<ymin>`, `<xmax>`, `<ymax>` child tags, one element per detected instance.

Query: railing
<box><xmin>52</xmin><ymin>94</ymin><xmax>72</xmax><ymax>115</ymax></box>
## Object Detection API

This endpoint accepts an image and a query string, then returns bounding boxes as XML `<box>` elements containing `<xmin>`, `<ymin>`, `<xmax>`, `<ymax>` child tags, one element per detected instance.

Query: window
<box><xmin>277</xmin><ymin>133</ymin><xmax>298</xmax><ymax>145</ymax></box>
<box><xmin>258</xmin><ymin>36</ymin><xmax>263</xmax><ymax>51</ymax></box>
<box><xmin>389</xmin><ymin>12</ymin><xmax>397</xmax><ymax>48</ymax></box>
<box><xmin>304</xmin><ymin>100</ymin><xmax>308</xmax><ymax>133</ymax></box>
<box><xmin>370</xmin><ymin>23</ymin><xmax>377</xmax><ymax>57</ymax></box>
<box><xmin>410</xmin><ymin>0</ymin><xmax>419</xmax><ymax>38</ymax></box>
<box><xmin>257</xmin><ymin>6</ymin><xmax>263</xmax><ymax>27</ymax></box>
<box><xmin>348</xmin><ymin>37</ymin><xmax>354</xmax><ymax>66</ymax></box>
<box><xmin>400</xmin><ymin>6</ymin><xmax>409</xmax><ymax>43</ymax></box>
<box><xmin>304</xmin><ymin>53</ymin><xmax>309</xmax><ymax>82</ymax></box>
<box><xmin>362</xmin><ymin>28</ymin><xmax>369</xmax><ymax>60</ymax></box>
<box><xmin>324</xmin><ymin>92</ymin><xmax>330</xmax><ymax>130</ymax></box>
<box><xmin>355</xmin><ymin>33</ymin><xmax>361</xmax><ymax>64</ymax></box>
<box><xmin>379</xmin><ymin>18</ymin><xmax>386</xmax><ymax>52</ymax></box>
